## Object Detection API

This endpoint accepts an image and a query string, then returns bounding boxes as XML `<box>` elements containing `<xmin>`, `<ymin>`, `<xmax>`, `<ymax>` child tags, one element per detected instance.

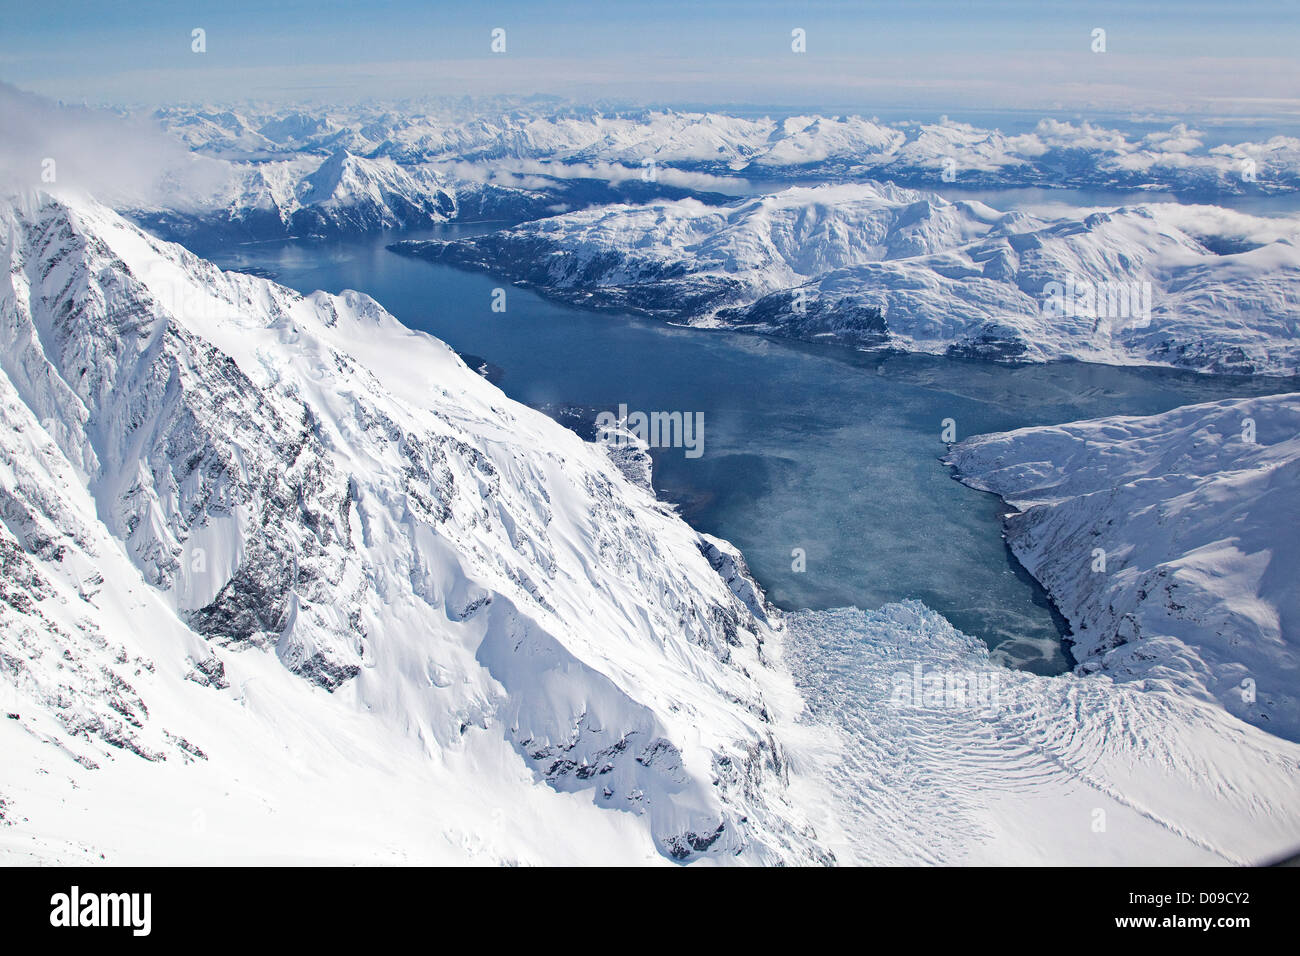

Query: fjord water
<box><xmin>212</xmin><ymin>231</ymin><xmax>1293</xmax><ymax>674</ymax></box>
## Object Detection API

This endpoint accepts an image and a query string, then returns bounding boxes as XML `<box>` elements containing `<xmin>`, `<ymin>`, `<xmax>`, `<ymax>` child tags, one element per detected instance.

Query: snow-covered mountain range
<box><xmin>127</xmin><ymin>149</ymin><xmax>572</xmax><ymax>244</ymax></box>
<box><xmin>125</xmin><ymin>147</ymin><xmax>733</xmax><ymax>247</ymax></box>
<box><xmin>2</xmin><ymin>187</ymin><xmax>1298</xmax><ymax>865</ymax></box>
<box><xmin>947</xmin><ymin>393</ymin><xmax>1300</xmax><ymax>741</ymax></box>
<box><xmin>394</xmin><ymin>182</ymin><xmax>1300</xmax><ymax>375</ymax></box>
<box><xmin>152</xmin><ymin>103</ymin><xmax>1300</xmax><ymax>197</ymax></box>
<box><xmin>17</xmin><ymin>86</ymin><xmax>1298</xmax><ymax>276</ymax></box>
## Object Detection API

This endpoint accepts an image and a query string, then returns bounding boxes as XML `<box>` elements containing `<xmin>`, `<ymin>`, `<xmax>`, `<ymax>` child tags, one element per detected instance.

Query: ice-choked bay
<box><xmin>212</xmin><ymin>229</ymin><xmax>1294</xmax><ymax>674</ymax></box>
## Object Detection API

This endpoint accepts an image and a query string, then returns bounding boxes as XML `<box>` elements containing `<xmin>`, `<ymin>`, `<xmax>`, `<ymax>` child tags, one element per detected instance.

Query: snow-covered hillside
<box><xmin>394</xmin><ymin>182</ymin><xmax>1300</xmax><ymax>375</ymax></box>
<box><xmin>0</xmin><ymin>188</ymin><xmax>828</xmax><ymax>864</ymax></box>
<box><xmin>947</xmin><ymin>393</ymin><xmax>1300</xmax><ymax>741</ymax></box>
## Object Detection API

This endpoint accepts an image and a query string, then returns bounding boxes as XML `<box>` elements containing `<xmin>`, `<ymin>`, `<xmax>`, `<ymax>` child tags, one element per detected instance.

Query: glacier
<box><xmin>784</xmin><ymin>602</ymin><xmax>1300</xmax><ymax>865</ymax></box>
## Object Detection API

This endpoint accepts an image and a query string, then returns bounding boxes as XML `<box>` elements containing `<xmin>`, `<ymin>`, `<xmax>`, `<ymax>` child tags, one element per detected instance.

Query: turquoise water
<box><xmin>210</xmin><ymin>231</ymin><xmax>1295</xmax><ymax>674</ymax></box>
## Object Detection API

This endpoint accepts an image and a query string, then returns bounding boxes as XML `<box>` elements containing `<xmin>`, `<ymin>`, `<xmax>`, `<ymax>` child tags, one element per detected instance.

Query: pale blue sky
<box><xmin>1</xmin><ymin>1</ymin><xmax>1297</xmax><ymax>115</ymax></box>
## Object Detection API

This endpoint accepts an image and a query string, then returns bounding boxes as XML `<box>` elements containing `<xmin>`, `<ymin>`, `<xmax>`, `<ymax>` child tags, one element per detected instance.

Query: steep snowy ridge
<box><xmin>396</xmin><ymin>183</ymin><xmax>1300</xmax><ymax>374</ymax></box>
<box><xmin>947</xmin><ymin>394</ymin><xmax>1300</xmax><ymax>740</ymax></box>
<box><xmin>0</xmin><ymin>189</ymin><xmax>827</xmax><ymax>864</ymax></box>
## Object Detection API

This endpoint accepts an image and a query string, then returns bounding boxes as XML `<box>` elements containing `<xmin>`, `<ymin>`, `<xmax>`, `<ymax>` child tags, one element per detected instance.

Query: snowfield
<box><xmin>2</xmin><ymin>188</ymin><xmax>1298</xmax><ymax>866</ymax></box>
<box><xmin>394</xmin><ymin>182</ymin><xmax>1300</xmax><ymax>375</ymax></box>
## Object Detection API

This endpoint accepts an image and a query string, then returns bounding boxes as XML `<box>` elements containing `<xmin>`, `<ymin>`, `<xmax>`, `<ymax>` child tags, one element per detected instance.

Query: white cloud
<box><xmin>0</xmin><ymin>83</ymin><xmax>228</xmax><ymax>209</ymax></box>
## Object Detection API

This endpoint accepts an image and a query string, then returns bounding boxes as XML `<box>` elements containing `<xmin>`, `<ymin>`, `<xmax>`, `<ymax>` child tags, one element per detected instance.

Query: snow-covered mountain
<box><xmin>0</xmin><ymin>188</ymin><xmax>828</xmax><ymax>864</ymax></box>
<box><xmin>127</xmin><ymin>149</ymin><xmax>568</xmax><ymax>244</ymax></box>
<box><xmin>947</xmin><ymin>393</ymin><xmax>1300</xmax><ymax>741</ymax></box>
<box><xmin>395</xmin><ymin>182</ymin><xmax>1300</xmax><ymax>375</ymax></box>
<box><xmin>149</xmin><ymin>107</ymin><xmax>281</xmax><ymax>157</ymax></box>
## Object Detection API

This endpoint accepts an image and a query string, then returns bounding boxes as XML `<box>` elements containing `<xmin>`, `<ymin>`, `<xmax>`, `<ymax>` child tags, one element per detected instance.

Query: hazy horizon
<box><xmin>2</xmin><ymin>0</ymin><xmax>1297</xmax><ymax>120</ymax></box>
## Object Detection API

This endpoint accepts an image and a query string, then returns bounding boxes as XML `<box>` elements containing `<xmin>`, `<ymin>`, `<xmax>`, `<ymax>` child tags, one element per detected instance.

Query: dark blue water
<box><xmin>210</xmin><ymin>230</ymin><xmax>1295</xmax><ymax>675</ymax></box>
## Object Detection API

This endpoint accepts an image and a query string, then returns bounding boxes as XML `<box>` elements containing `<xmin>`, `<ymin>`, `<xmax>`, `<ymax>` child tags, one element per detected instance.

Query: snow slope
<box><xmin>0</xmin><ymin>188</ymin><xmax>827</xmax><ymax>864</ymax></box>
<box><xmin>396</xmin><ymin>182</ymin><xmax>1300</xmax><ymax>374</ymax></box>
<box><xmin>947</xmin><ymin>393</ymin><xmax>1300</xmax><ymax>741</ymax></box>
